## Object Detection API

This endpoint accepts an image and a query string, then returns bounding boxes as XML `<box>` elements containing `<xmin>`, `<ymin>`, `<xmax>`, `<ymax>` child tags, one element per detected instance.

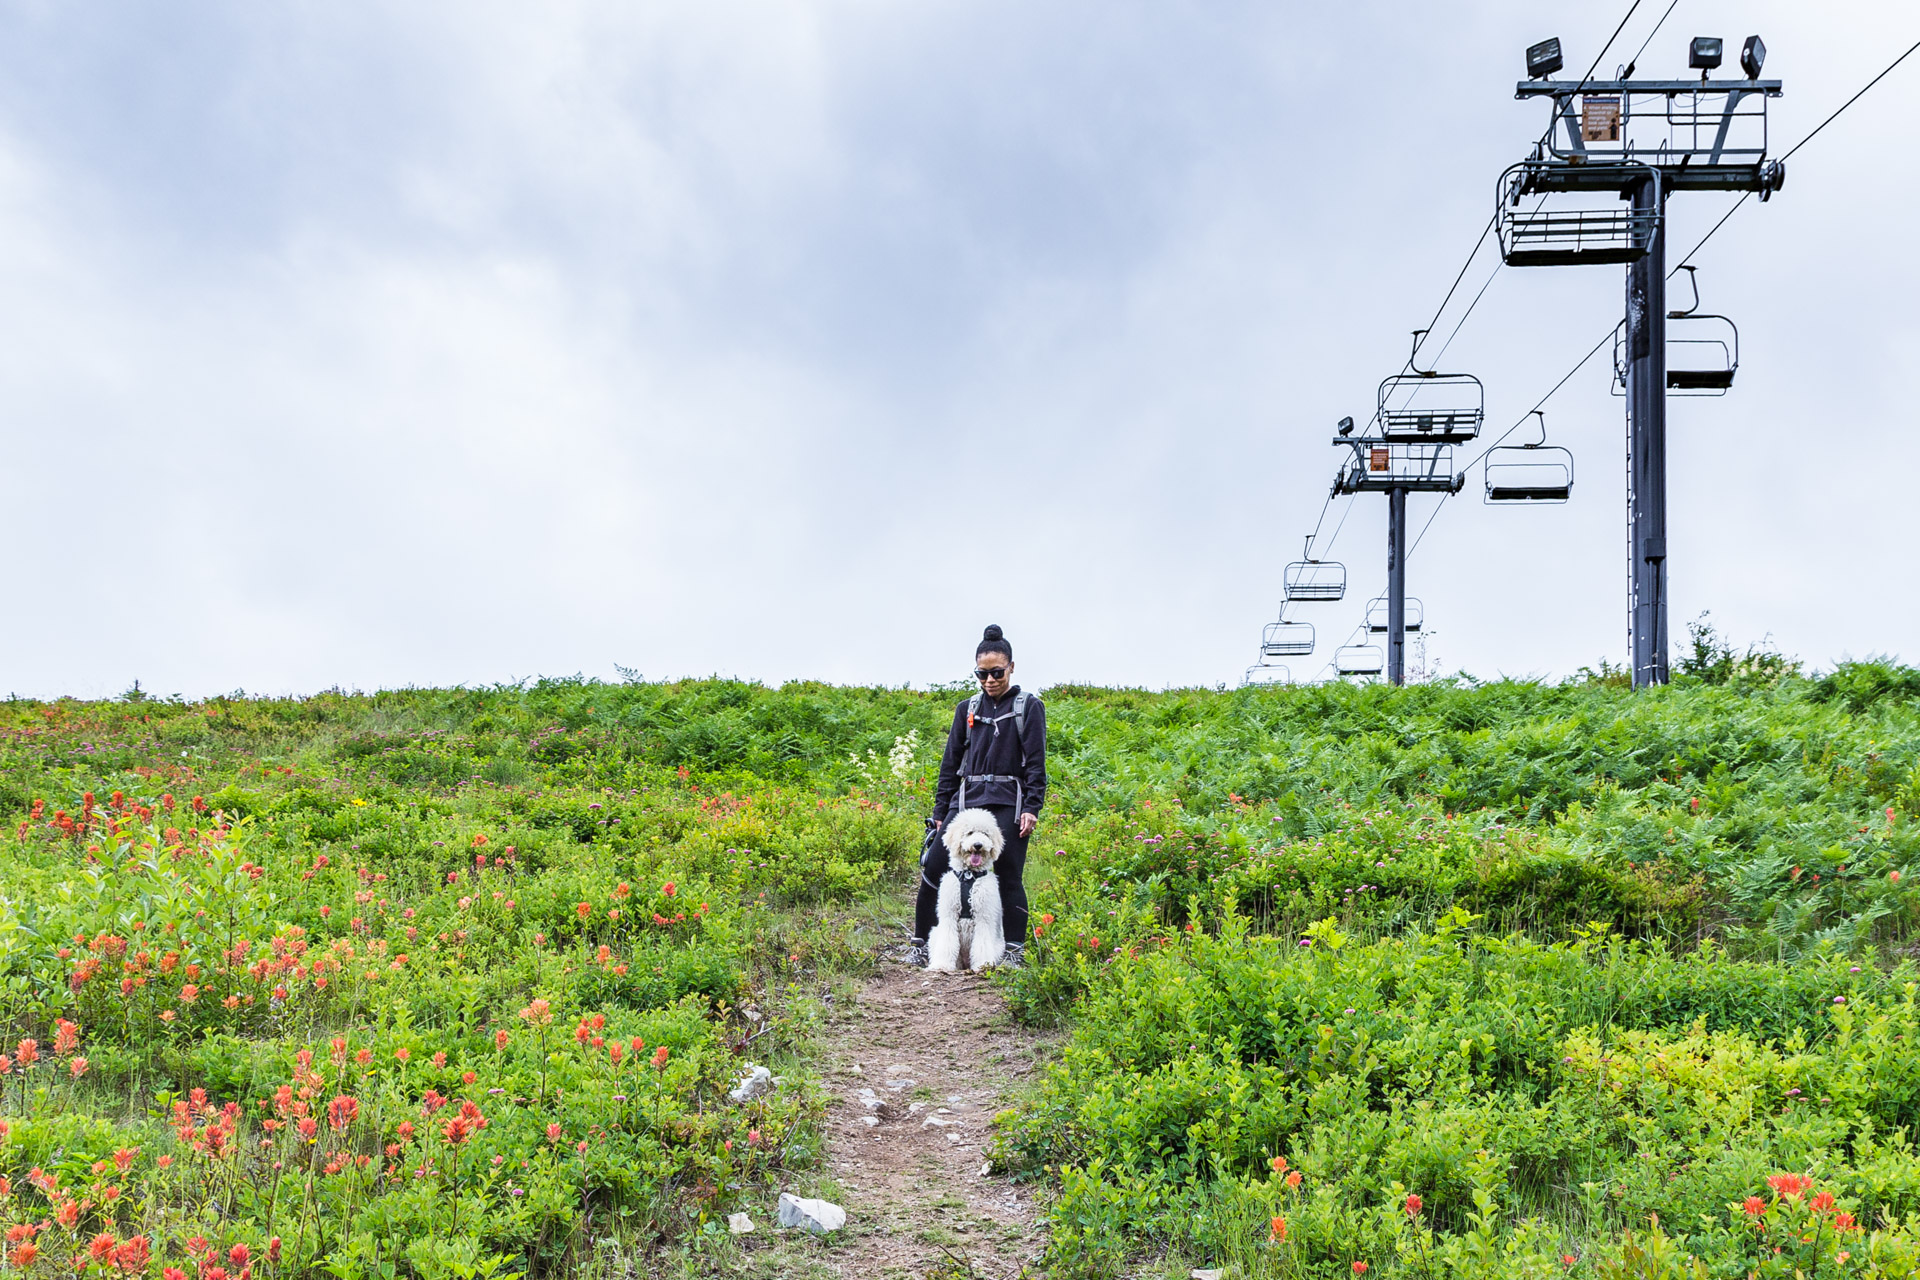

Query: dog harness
<box><xmin>955</xmin><ymin>867</ymin><xmax>984</xmax><ymax>920</ymax></box>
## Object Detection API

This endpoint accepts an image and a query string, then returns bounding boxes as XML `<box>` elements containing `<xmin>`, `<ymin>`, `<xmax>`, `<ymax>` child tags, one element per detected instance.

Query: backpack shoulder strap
<box><xmin>1012</xmin><ymin>690</ymin><xmax>1030</xmax><ymax>739</ymax></box>
<box><xmin>964</xmin><ymin>692</ymin><xmax>983</xmax><ymax>747</ymax></box>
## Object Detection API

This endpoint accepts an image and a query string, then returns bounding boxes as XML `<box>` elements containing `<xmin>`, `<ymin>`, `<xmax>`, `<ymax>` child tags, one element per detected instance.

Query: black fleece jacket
<box><xmin>932</xmin><ymin>686</ymin><xmax>1047</xmax><ymax>821</ymax></box>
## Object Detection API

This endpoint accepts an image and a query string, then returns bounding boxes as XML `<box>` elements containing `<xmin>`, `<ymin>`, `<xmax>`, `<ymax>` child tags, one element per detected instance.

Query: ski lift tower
<box><xmin>1500</xmin><ymin>35</ymin><xmax>1783</xmax><ymax>686</ymax></box>
<box><xmin>1332</xmin><ymin>364</ymin><xmax>1477</xmax><ymax>685</ymax></box>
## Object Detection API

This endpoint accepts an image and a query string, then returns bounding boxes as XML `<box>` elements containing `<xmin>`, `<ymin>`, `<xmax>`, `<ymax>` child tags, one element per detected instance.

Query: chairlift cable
<box><xmin>1782</xmin><ymin>37</ymin><xmax>1920</xmax><ymax>163</ymax></box>
<box><xmin>1621</xmin><ymin>0</ymin><xmax>1683</xmax><ymax>78</ymax></box>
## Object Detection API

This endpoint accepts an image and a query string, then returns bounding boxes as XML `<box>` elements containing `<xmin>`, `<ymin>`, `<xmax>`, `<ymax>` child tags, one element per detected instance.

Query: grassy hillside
<box><xmin>4</xmin><ymin>664</ymin><xmax>1920</xmax><ymax>1278</ymax></box>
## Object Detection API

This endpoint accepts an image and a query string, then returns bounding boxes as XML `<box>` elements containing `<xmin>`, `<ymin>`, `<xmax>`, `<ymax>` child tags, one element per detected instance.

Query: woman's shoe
<box><xmin>1000</xmin><ymin>943</ymin><xmax>1024</xmax><ymax>969</ymax></box>
<box><xmin>903</xmin><ymin>939</ymin><xmax>930</xmax><ymax>968</ymax></box>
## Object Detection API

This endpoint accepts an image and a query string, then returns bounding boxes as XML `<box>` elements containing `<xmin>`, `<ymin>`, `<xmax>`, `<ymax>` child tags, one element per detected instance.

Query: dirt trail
<box><xmin>808</xmin><ymin>961</ymin><xmax>1052</xmax><ymax>1278</ymax></box>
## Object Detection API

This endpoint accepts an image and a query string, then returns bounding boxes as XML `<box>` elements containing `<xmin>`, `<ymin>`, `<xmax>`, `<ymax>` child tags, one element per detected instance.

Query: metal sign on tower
<box><xmin>1501</xmin><ymin>33</ymin><xmax>1784</xmax><ymax>686</ymax></box>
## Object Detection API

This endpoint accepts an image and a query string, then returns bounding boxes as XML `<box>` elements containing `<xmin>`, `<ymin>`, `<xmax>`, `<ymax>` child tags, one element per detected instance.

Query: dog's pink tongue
<box><xmin>967</xmin><ymin>854</ymin><xmax>984</xmax><ymax>868</ymax></box>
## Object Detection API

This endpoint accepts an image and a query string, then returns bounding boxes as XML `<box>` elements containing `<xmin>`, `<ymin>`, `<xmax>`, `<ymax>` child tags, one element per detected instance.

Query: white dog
<box><xmin>927</xmin><ymin>808</ymin><xmax>1006</xmax><ymax>972</ymax></box>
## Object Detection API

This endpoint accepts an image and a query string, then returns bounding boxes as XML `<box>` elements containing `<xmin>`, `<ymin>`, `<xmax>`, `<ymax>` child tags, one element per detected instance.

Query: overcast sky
<box><xmin>2</xmin><ymin>1</ymin><xmax>1915</xmax><ymax>698</ymax></box>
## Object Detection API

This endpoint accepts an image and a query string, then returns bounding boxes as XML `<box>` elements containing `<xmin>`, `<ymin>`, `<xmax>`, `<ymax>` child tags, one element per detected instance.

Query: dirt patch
<box><xmin>801</xmin><ymin>959</ymin><xmax>1054</xmax><ymax>1278</ymax></box>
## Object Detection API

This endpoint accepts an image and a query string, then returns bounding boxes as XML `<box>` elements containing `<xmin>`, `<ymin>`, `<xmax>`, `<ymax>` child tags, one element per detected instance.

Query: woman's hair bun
<box><xmin>982</xmin><ymin>624</ymin><xmax>1005</xmax><ymax>643</ymax></box>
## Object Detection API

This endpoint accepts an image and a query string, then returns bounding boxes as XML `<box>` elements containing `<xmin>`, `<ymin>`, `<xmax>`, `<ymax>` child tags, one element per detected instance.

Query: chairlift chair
<box><xmin>1244</xmin><ymin>664</ymin><xmax>1290</xmax><ymax>687</ymax></box>
<box><xmin>1284</xmin><ymin>557</ymin><xmax>1347</xmax><ymax>602</ymax></box>
<box><xmin>1365</xmin><ymin>596</ymin><xmax>1425</xmax><ymax>632</ymax></box>
<box><xmin>1610</xmin><ymin>267</ymin><xmax>1741</xmax><ymax>396</ymax></box>
<box><xmin>1376</xmin><ymin>337</ymin><xmax>1485</xmax><ymax>443</ymax></box>
<box><xmin>1335</xmin><ymin>644</ymin><xmax>1385</xmax><ymax>677</ymax></box>
<box><xmin>1484</xmin><ymin>411</ymin><xmax>1574</xmax><ymax>503</ymax></box>
<box><xmin>1496</xmin><ymin>162</ymin><xmax>1660</xmax><ymax>267</ymax></box>
<box><xmin>1262</xmin><ymin>620</ymin><xmax>1315</xmax><ymax>658</ymax></box>
<box><xmin>1665</xmin><ymin>266</ymin><xmax>1740</xmax><ymax>393</ymax></box>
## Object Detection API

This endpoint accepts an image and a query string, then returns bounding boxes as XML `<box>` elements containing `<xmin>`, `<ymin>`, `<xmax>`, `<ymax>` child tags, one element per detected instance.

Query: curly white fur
<box><xmin>928</xmin><ymin>808</ymin><xmax>1006</xmax><ymax>972</ymax></box>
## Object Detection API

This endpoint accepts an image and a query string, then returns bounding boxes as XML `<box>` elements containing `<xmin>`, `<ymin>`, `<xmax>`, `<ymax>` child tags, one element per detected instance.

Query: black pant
<box><xmin>915</xmin><ymin>804</ymin><xmax>1030</xmax><ymax>945</ymax></box>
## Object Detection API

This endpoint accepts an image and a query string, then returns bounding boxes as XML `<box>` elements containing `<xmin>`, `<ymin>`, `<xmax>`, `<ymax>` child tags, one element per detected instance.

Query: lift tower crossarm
<box><xmin>1513</xmin><ymin>77</ymin><xmax>1786</xmax><ymax>193</ymax></box>
<box><xmin>1515</xmin><ymin>78</ymin><xmax>1782</xmax><ymax>96</ymax></box>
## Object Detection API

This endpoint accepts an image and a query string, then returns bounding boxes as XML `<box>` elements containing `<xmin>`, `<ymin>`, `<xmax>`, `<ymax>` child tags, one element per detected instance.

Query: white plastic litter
<box><xmin>777</xmin><ymin>1192</ymin><xmax>846</xmax><ymax>1234</ymax></box>
<box><xmin>728</xmin><ymin>1213</ymin><xmax>754</xmax><ymax>1234</ymax></box>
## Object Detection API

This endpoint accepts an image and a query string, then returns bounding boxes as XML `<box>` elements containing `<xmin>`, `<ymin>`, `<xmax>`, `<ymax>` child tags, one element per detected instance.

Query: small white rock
<box><xmin>922</xmin><ymin>1115</ymin><xmax>954</xmax><ymax>1128</ymax></box>
<box><xmin>728</xmin><ymin>1212</ymin><xmax>754</xmax><ymax>1235</ymax></box>
<box><xmin>777</xmin><ymin>1192</ymin><xmax>846</xmax><ymax>1234</ymax></box>
<box><xmin>1192</xmin><ymin>1270</ymin><xmax>1225</xmax><ymax>1280</ymax></box>
<box><xmin>859</xmin><ymin>1115</ymin><xmax>879</xmax><ymax>1128</ymax></box>
<box><xmin>856</xmin><ymin>1088</ymin><xmax>882</xmax><ymax>1110</ymax></box>
<box><xmin>728</xmin><ymin>1064</ymin><xmax>776</xmax><ymax>1103</ymax></box>
<box><xmin>885</xmin><ymin>1078</ymin><xmax>916</xmax><ymax>1090</ymax></box>
<box><xmin>907</xmin><ymin>1102</ymin><xmax>926</xmax><ymax>1115</ymax></box>
<box><xmin>886</xmin><ymin>1064</ymin><xmax>908</xmax><ymax>1075</ymax></box>
<box><xmin>979</xmin><ymin>1161</ymin><xmax>992</xmax><ymax>1176</ymax></box>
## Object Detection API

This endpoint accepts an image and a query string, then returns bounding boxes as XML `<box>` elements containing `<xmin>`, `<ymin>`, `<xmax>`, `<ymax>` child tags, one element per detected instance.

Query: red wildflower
<box><xmin>1405</xmin><ymin>1194</ymin><xmax>1423</xmax><ymax>1216</ymax></box>
<box><xmin>1743</xmin><ymin>1196</ymin><xmax>1767</xmax><ymax>1216</ymax></box>
<box><xmin>53</xmin><ymin>1019</ymin><xmax>81</xmax><ymax>1055</ymax></box>
<box><xmin>328</xmin><ymin>1095</ymin><xmax>360</xmax><ymax>1131</ymax></box>
<box><xmin>1767</xmin><ymin>1173</ymin><xmax>1810</xmax><ymax>1199</ymax></box>
<box><xmin>229</xmin><ymin>1243</ymin><xmax>250</xmax><ymax>1266</ymax></box>
<box><xmin>1269</xmin><ymin>1216</ymin><xmax>1288</xmax><ymax>1242</ymax></box>
<box><xmin>495</xmin><ymin>1030</ymin><xmax>510</xmax><ymax>1049</ymax></box>
<box><xmin>547</xmin><ymin>1123</ymin><xmax>564</xmax><ymax>1142</ymax></box>
<box><xmin>89</xmin><ymin>1232</ymin><xmax>117</xmax><ymax>1262</ymax></box>
<box><xmin>1811</xmin><ymin>1191</ymin><xmax>1836</xmax><ymax>1212</ymax></box>
<box><xmin>112</xmin><ymin>1235</ymin><xmax>150</xmax><ymax>1272</ymax></box>
<box><xmin>1353</xmin><ymin>1264</ymin><xmax>1369</xmax><ymax>1276</ymax></box>
<box><xmin>652</xmin><ymin>1045</ymin><xmax>670</xmax><ymax>1069</ymax></box>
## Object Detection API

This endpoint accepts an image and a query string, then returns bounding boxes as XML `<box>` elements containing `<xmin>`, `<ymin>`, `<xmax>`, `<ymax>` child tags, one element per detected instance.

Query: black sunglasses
<box><xmin>973</xmin><ymin>667</ymin><xmax>1009</xmax><ymax>680</ymax></box>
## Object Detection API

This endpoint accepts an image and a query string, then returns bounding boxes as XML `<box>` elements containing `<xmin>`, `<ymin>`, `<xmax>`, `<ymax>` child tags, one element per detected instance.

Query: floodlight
<box><xmin>1741</xmin><ymin>35</ymin><xmax>1766</xmax><ymax>79</ymax></box>
<box><xmin>1337</xmin><ymin>416</ymin><xmax>1355</xmax><ymax>437</ymax></box>
<box><xmin>1689</xmin><ymin>37</ymin><xmax>1723</xmax><ymax>73</ymax></box>
<box><xmin>1526</xmin><ymin>38</ymin><xmax>1564</xmax><ymax>79</ymax></box>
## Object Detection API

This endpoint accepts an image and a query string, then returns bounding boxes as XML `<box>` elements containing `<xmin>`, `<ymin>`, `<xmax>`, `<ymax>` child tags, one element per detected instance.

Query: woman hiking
<box><xmin>909</xmin><ymin>624</ymin><xmax>1046</xmax><ymax>968</ymax></box>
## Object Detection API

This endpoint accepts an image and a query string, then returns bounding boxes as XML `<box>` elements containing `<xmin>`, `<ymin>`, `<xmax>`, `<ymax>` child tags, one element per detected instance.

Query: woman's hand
<box><xmin>1018</xmin><ymin>812</ymin><xmax>1036</xmax><ymax>837</ymax></box>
